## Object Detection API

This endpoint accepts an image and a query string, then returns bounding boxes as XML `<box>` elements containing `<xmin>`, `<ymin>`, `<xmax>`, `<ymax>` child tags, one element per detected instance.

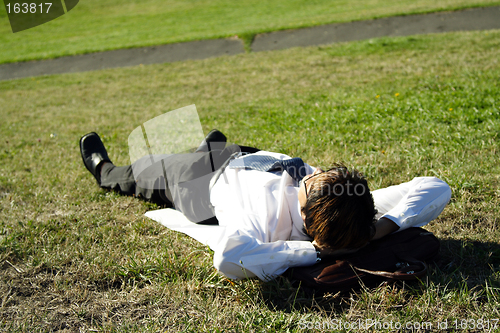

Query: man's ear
<box><xmin>301</xmin><ymin>211</ymin><xmax>306</xmax><ymax>221</ymax></box>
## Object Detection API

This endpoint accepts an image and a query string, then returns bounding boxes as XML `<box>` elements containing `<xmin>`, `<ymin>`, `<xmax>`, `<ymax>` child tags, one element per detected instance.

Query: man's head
<box><xmin>298</xmin><ymin>164</ymin><xmax>377</xmax><ymax>250</ymax></box>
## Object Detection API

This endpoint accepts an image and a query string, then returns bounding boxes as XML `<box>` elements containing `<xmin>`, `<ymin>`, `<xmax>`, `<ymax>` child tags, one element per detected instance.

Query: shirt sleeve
<box><xmin>372</xmin><ymin>176</ymin><xmax>451</xmax><ymax>231</ymax></box>
<box><xmin>213</xmin><ymin>224</ymin><xmax>317</xmax><ymax>281</ymax></box>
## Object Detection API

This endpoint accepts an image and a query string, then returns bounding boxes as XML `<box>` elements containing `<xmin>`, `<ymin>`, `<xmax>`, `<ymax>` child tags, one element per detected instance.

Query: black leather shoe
<box><xmin>80</xmin><ymin>132</ymin><xmax>112</xmax><ymax>183</ymax></box>
<box><xmin>195</xmin><ymin>129</ymin><xmax>227</xmax><ymax>152</ymax></box>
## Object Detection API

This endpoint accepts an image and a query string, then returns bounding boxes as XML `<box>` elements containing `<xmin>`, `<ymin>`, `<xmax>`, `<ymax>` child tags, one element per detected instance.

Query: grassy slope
<box><xmin>0</xmin><ymin>30</ymin><xmax>500</xmax><ymax>331</ymax></box>
<box><xmin>0</xmin><ymin>0</ymin><xmax>500</xmax><ymax>64</ymax></box>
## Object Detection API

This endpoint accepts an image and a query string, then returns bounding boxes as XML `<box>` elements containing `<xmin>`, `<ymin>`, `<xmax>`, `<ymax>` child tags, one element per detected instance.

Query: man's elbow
<box><xmin>430</xmin><ymin>176</ymin><xmax>452</xmax><ymax>201</ymax></box>
<box><xmin>213</xmin><ymin>250</ymin><xmax>255</xmax><ymax>280</ymax></box>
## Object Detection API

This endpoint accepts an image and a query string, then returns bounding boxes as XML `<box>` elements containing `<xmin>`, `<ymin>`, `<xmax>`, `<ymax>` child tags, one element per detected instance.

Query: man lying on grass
<box><xmin>80</xmin><ymin>130</ymin><xmax>451</xmax><ymax>281</ymax></box>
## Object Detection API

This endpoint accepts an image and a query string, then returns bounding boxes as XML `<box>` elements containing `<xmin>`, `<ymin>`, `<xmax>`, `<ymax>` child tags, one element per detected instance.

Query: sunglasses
<box><xmin>302</xmin><ymin>168</ymin><xmax>328</xmax><ymax>197</ymax></box>
<box><xmin>302</xmin><ymin>167</ymin><xmax>349</xmax><ymax>197</ymax></box>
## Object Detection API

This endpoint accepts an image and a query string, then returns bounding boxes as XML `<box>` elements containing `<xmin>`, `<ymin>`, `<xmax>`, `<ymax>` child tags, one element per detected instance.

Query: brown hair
<box><xmin>302</xmin><ymin>164</ymin><xmax>377</xmax><ymax>250</ymax></box>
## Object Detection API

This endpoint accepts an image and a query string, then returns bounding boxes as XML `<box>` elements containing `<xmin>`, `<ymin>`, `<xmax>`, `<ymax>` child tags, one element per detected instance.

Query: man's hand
<box><xmin>372</xmin><ymin>217</ymin><xmax>400</xmax><ymax>240</ymax></box>
<box><xmin>312</xmin><ymin>241</ymin><xmax>360</xmax><ymax>258</ymax></box>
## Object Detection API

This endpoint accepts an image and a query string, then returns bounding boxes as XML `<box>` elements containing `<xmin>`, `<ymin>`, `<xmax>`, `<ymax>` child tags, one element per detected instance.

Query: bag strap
<box><xmin>350</xmin><ymin>257</ymin><xmax>428</xmax><ymax>280</ymax></box>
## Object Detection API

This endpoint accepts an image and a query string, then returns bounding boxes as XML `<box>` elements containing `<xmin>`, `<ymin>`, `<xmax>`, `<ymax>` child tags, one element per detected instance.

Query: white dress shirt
<box><xmin>210</xmin><ymin>151</ymin><xmax>316</xmax><ymax>281</ymax></box>
<box><xmin>209</xmin><ymin>151</ymin><xmax>452</xmax><ymax>281</ymax></box>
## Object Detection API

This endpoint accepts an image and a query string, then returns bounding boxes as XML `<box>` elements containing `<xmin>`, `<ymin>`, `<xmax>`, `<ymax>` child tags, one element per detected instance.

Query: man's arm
<box><xmin>213</xmin><ymin>230</ymin><xmax>317</xmax><ymax>281</ymax></box>
<box><xmin>372</xmin><ymin>176</ymin><xmax>451</xmax><ymax>233</ymax></box>
<box><xmin>372</xmin><ymin>217</ymin><xmax>400</xmax><ymax>240</ymax></box>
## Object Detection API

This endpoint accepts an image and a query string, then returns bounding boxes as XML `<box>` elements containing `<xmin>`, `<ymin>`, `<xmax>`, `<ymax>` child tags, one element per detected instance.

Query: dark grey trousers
<box><xmin>99</xmin><ymin>144</ymin><xmax>249</xmax><ymax>224</ymax></box>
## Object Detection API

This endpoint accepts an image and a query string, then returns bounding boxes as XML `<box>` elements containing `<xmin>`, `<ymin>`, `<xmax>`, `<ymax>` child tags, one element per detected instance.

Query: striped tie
<box><xmin>228</xmin><ymin>154</ymin><xmax>307</xmax><ymax>181</ymax></box>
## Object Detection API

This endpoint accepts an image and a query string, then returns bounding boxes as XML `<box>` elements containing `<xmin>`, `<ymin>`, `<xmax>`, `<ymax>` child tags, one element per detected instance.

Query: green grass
<box><xmin>1</xmin><ymin>0</ymin><xmax>500</xmax><ymax>64</ymax></box>
<box><xmin>1</xmin><ymin>29</ymin><xmax>500</xmax><ymax>331</ymax></box>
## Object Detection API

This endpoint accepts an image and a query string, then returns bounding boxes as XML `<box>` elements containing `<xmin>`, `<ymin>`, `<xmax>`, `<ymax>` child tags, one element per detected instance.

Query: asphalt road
<box><xmin>1</xmin><ymin>6</ymin><xmax>499</xmax><ymax>81</ymax></box>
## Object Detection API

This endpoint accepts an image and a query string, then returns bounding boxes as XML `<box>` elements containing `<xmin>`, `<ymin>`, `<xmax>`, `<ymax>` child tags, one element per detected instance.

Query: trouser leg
<box><xmin>99</xmin><ymin>163</ymin><xmax>173</xmax><ymax>207</ymax></box>
<box><xmin>99</xmin><ymin>163</ymin><xmax>134</xmax><ymax>195</ymax></box>
<box><xmin>97</xmin><ymin>143</ymin><xmax>253</xmax><ymax>223</ymax></box>
<box><xmin>98</xmin><ymin>143</ymin><xmax>257</xmax><ymax>197</ymax></box>
<box><xmin>97</xmin><ymin>146</ymin><xmax>235</xmax><ymax>222</ymax></box>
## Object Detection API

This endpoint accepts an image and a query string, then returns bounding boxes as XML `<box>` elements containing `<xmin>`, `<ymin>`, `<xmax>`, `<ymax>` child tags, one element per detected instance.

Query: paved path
<box><xmin>1</xmin><ymin>6</ymin><xmax>499</xmax><ymax>81</ymax></box>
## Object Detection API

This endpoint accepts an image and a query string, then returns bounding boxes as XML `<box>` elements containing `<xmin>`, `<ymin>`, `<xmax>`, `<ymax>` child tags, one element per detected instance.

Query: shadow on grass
<box><xmin>259</xmin><ymin>238</ymin><xmax>500</xmax><ymax>313</ymax></box>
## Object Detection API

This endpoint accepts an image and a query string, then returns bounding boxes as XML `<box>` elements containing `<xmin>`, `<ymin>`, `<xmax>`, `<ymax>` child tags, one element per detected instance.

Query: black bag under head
<box><xmin>289</xmin><ymin>227</ymin><xmax>440</xmax><ymax>293</ymax></box>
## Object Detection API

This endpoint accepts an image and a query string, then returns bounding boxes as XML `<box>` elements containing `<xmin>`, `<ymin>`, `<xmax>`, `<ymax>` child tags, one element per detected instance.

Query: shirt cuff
<box><xmin>286</xmin><ymin>241</ymin><xmax>317</xmax><ymax>267</ymax></box>
<box><xmin>381</xmin><ymin>204</ymin><xmax>416</xmax><ymax>231</ymax></box>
